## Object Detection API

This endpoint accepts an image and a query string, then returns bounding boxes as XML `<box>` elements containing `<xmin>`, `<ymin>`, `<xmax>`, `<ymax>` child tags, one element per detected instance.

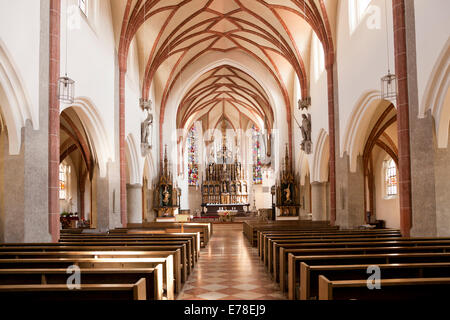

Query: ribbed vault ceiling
<box><xmin>111</xmin><ymin>0</ymin><xmax>337</xmax><ymax>152</ymax></box>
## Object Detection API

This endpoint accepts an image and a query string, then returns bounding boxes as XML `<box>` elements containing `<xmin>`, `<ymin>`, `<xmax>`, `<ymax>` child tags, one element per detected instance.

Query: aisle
<box><xmin>177</xmin><ymin>224</ymin><xmax>286</xmax><ymax>300</ymax></box>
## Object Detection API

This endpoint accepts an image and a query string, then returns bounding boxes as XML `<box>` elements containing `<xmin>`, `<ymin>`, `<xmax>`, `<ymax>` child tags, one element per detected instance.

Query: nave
<box><xmin>177</xmin><ymin>224</ymin><xmax>286</xmax><ymax>300</ymax></box>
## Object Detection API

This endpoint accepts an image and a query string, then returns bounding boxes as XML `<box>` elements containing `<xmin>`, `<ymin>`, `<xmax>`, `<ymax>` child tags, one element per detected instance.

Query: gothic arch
<box><xmin>342</xmin><ymin>90</ymin><xmax>392</xmax><ymax>172</ymax></box>
<box><xmin>312</xmin><ymin>128</ymin><xmax>329</xmax><ymax>183</ymax></box>
<box><xmin>61</xmin><ymin>97</ymin><xmax>114</xmax><ymax>178</ymax></box>
<box><xmin>0</xmin><ymin>39</ymin><xmax>34</xmax><ymax>155</ymax></box>
<box><xmin>125</xmin><ymin>134</ymin><xmax>141</xmax><ymax>185</ymax></box>
<box><xmin>420</xmin><ymin>38</ymin><xmax>450</xmax><ymax>148</ymax></box>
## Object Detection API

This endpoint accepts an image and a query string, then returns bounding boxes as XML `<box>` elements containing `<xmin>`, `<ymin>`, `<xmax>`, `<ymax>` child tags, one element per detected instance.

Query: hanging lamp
<box><xmin>58</xmin><ymin>0</ymin><xmax>75</xmax><ymax>104</ymax></box>
<box><xmin>380</xmin><ymin>0</ymin><xmax>397</xmax><ymax>103</ymax></box>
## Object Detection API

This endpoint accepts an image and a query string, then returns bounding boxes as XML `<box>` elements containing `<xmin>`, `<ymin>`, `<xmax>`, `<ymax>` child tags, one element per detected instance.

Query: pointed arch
<box><xmin>313</xmin><ymin>128</ymin><xmax>329</xmax><ymax>182</ymax></box>
<box><xmin>61</xmin><ymin>97</ymin><xmax>114</xmax><ymax>178</ymax></box>
<box><xmin>125</xmin><ymin>134</ymin><xmax>141</xmax><ymax>185</ymax></box>
<box><xmin>298</xmin><ymin>152</ymin><xmax>310</xmax><ymax>186</ymax></box>
<box><xmin>342</xmin><ymin>90</ymin><xmax>392</xmax><ymax>172</ymax></box>
<box><xmin>420</xmin><ymin>38</ymin><xmax>450</xmax><ymax>148</ymax></box>
<box><xmin>0</xmin><ymin>39</ymin><xmax>34</xmax><ymax>155</ymax></box>
<box><xmin>143</xmin><ymin>153</ymin><xmax>156</xmax><ymax>183</ymax></box>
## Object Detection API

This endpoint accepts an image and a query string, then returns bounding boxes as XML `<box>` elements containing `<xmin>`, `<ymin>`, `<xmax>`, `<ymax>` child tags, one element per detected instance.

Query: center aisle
<box><xmin>177</xmin><ymin>224</ymin><xmax>286</xmax><ymax>300</ymax></box>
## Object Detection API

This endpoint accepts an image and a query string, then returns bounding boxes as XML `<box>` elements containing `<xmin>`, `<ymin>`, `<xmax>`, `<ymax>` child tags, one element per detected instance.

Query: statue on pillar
<box><xmin>300</xmin><ymin>113</ymin><xmax>312</xmax><ymax>154</ymax></box>
<box><xmin>141</xmin><ymin>103</ymin><xmax>153</xmax><ymax>156</ymax></box>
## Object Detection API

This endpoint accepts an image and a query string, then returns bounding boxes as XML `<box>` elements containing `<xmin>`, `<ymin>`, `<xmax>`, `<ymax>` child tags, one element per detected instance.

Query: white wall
<box><xmin>336</xmin><ymin>0</ymin><xmax>395</xmax><ymax>162</ymax></box>
<box><xmin>60</xmin><ymin>0</ymin><xmax>116</xmax><ymax>168</ymax></box>
<box><xmin>414</xmin><ymin>0</ymin><xmax>450</xmax><ymax>117</ymax></box>
<box><xmin>294</xmin><ymin>32</ymin><xmax>329</xmax><ymax>183</ymax></box>
<box><xmin>0</xmin><ymin>0</ymin><xmax>40</xmax><ymax>153</ymax></box>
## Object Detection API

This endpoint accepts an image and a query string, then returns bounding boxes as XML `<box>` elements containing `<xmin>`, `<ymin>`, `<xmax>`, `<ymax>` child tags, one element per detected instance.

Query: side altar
<box><xmin>274</xmin><ymin>145</ymin><xmax>300</xmax><ymax>217</ymax></box>
<box><xmin>153</xmin><ymin>146</ymin><xmax>180</xmax><ymax>217</ymax></box>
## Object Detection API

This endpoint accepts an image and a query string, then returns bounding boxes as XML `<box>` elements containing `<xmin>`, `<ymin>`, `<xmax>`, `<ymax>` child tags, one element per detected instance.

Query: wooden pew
<box><xmin>280</xmin><ymin>245</ymin><xmax>450</xmax><ymax>294</ymax></box>
<box><xmin>0</xmin><ymin>250</ymin><xmax>182</xmax><ymax>294</ymax></box>
<box><xmin>119</xmin><ymin>222</ymin><xmax>213</xmax><ymax>246</ymax></box>
<box><xmin>318</xmin><ymin>275</ymin><xmax>450</xmax><ymax>300</ymax></box>
<box><xmin>288</xmin><ymin>252</ymin><xmax>450</xmax><ymax>300</ymax></box>
<box><xmin>276</xmin><ymin>238</ymin><xmax>450</xmax><ymax>291</ymax></box>
<box><xmin>126</xmin><ymin>221</ymin><xmax>213</xmax><ymax>238</ymax></box>
<box><xmin>273</xmin><ymin>238</ymin><xmax>450</xmax><ymax>283</ymax></box>
<box><xmin>262</xmin><ymin>231</ymin><xmax>402</xmax><ymax>266</ymax></box>
<box><xmin>264</xmin><ymin>233</ymin><xmax>402</xmax><ymax>269</ymax></box>
<box><xmin>0</xmin><ymin>278</ymin><xmax>147</xmax><ymax>300</ymax></box>
<box><xmin>60</xmin><ymin>233</ymin><xmax>200</xmax><ymax>262</ymax></box>
<box><xmin>53</xmin><ymin>238</ymin><xmax>196</xmax><ymax>270</ymax></box>
<box><xmin>0</xmin><ymin>257</ymin><xmax>175</xmax><ymax>300</ymax></box>
<box><xmin>301</xmin><ymin>262</ymin><xmax>450</xmax><ymax>300</ymax></box>
<box><xmin>60</xmin><ymin>232</ymin><xmax>200</xmax><ymax>255</ymax></box>
<box><xmin>243</xmin><ymin>220</ymin><xmax>337</xmax><ymax>246</ymax></box>
<box><xmin>0</xmin><ymin>244</ymin><xmax>188</xmax><ymax>284</ymax></box>
<box><xmin>259</xmin><ymin>229</ymin><xmax>401</xmax><ymax>258</ymax></box>
<box><xmin>0</xmin><ymin>267</ymin><xmax>163</xmax><ymax>300</ymax></box>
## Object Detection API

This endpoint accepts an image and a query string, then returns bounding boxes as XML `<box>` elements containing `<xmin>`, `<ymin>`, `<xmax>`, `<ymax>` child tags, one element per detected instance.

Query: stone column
<box><xmin>403</xmin><ymin>0</ymin><xmax>437</xmax><ymax>237</ymax></box>
<box><xmin>0</xmin><ymin>121</ymin><xmax>52</xmax><ymax>243</ymax></box>
<box><xmin>127</xmin><ymin>184</ymin><xmax>143</xmax><ymax>224</ymax></box>
<box><xmin>311</xmin><ymin>182</ymin><xmax>327</xmax><ymax>221</ymax></box>
<box><xmin>335</xmin><ymin>154</ymin><xmax>365</xmax><ymax>229</ymax></box>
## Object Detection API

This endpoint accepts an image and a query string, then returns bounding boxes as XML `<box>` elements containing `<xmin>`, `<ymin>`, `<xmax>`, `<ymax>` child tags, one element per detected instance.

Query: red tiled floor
<box><xmin>177</xmin><ymin>224</ymin><xmax>286</xmax><ymax>300</ymax></box>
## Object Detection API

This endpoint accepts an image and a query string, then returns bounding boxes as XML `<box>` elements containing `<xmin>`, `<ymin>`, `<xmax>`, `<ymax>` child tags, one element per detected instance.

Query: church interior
<box><xmin>0</xmin><ymin>0</ymin><xmax>449</xmax><ymax>301</ymax></box>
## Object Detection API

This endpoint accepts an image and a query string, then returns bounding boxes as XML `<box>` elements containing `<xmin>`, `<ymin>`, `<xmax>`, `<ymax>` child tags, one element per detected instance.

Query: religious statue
<box><xmin>222</xmin><ymin>180</ymin><xmax>228</xmax><ymax>193</ymax></box>
<box><xmin>300</xmin><ymin>113</ymin><xmax>312</xmax><ymax>154</ymax></box>
<box><xmin>284</xmin><ymin>184</ymin><xmax>292</xmax><ymax>203</ymax></box>
<box><xmin>162</xmin><ymin>185</ymin><xmax>170</xmax><ymax>206</ymax></box>
<box><xmin>141</xmin><ymin>109</ymin><xmax>153</xmax><ymax>156</ymax></box>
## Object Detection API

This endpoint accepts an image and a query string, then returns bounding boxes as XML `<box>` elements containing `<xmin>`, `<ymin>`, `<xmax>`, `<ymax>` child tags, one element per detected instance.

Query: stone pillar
<box><xmin>335</xmin><ymin>154</ymin><xmax>365</xmax><ymax>229</ymax></box>
<box><xmin>127</xmin><ymin>184</ymin><xmax>143</xmax><ymax>224</ymax></box>
<box><xmin>435</xmin><ymin>136</ymin><xmax>450</xmax><ymax>236</ymax></box>
<box><xmin>403</xmin><ymin>0</ymin><xmax>437</xmax><ymax>237</ymax></box>
<box><xmin>392</xmin><ymin>0</ymin><xmax>413</xmax><ymax>237</ymax></box>
<box><xmin>311</xmin><ymin>182</ymin><xmax>327</xmax><ymax>221</ymax></box>
<box><xmin>0</xmin><ymin>121</ymin><xmax>51</xmax><ymax>243</ymax></box>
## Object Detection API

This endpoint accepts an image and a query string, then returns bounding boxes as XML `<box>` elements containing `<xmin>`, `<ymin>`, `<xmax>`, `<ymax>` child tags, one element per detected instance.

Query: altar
<box><xmin>201</xmin><ymin>203</ymin><xmax>250</xmax><ymax>215</ymax></box>
<box><xmin>217</xmin><ymin>209</ymin><xmax>238</xmax><ymax>222</ymax></box>
<box><xmin>200</xmin><ymin>120</ymin><xmax>250</xmax><ymax>217</ymax></box>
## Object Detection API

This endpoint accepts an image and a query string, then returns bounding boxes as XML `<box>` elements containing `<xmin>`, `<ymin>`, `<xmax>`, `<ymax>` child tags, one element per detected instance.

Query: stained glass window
<box><xmin>59</xmin><ymin>164</ymin><xmax>67</xmax><ymax>200</ymax></box>
<box><xmin>187</xmin><ymin>126</ymin><xmax>199</xmax><ymax>186</ymax></box>
<box><xmin>384</xmin><ymin>158</ymin><xmax>397</xmax><ymax>196</ymax></box>
<box><xmin>252</xmin><ymin>125</ymin><xmax>262</xmax><ymax>184</ymax></box>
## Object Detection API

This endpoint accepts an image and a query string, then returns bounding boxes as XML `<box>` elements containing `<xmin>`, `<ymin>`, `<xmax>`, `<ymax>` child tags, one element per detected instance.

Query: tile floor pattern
<box><xmin>177</xmin><ymin>224</ymin><xmax>287</xmax><ymax>300</ymax></box>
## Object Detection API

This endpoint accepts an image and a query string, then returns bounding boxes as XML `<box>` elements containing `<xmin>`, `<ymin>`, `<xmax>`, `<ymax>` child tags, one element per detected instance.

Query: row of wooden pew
<box><xmin>247</xmin><ymin>221</ymin><xmax>450</xmax><ymax>300</ymax></box>
<box><xmin>0</xmin><ymin>222</ymin><xmax>212</xmax><ymax>300</ymax></box>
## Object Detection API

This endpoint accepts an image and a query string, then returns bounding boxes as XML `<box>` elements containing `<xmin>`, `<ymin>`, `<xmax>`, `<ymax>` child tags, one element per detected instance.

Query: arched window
<box><xmin>252</xmin><ymin>125</ymin><xmax>262</xmax><ymax>184</ymax></box>
<box><xmin>59</xmin><ymin>164</ymin><xmax>68</xmax><ymax>200</ymax></box>
<box><xmin>384</xmin><ymin>158</ymin><xmax>397</xmax><ymax>197</ymax></box>
<box><xmin>187</xmin><ymin>126</ymin><xmax>199</xmax><ymax>186</ymax></box>
<box><xmin>348</xmin><ymin>0</ymin><xmax>372</xmax><ymax>33</ymax></box>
